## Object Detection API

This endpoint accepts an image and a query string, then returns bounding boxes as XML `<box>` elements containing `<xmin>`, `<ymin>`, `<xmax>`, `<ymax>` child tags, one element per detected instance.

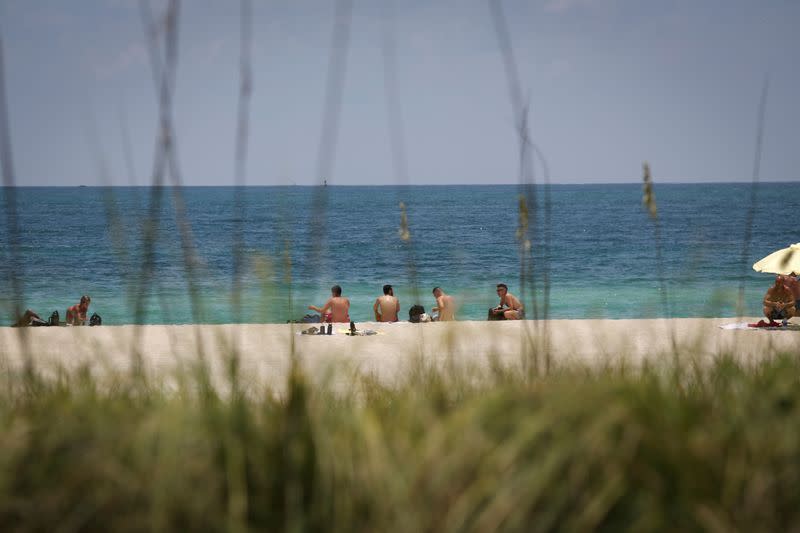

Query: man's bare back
<box><xmin>374</xmin><ymin>295</ymin><xmax>399</xmax><ymax>322</ymax></box>
<box><xmin>325</xmin><ymin>297</ymin><xmax>351</xmax><ymax>322</ymax></box>
<box><xmin>432</xmin><ymin>287</ymin><xmax>456</xmax><ymax>321</ymax></box>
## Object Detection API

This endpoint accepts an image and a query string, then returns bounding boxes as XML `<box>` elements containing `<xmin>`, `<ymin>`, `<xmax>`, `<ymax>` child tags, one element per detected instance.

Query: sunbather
<box><xmin>309</xmin><ymin>285</ymin><xmax>351</xmax><ymax>323</ymax></box>
<box><xmin>491</xmin><ymin>283</ymin><xmax>525</xmax><ymax>320</ymax></box>
<box><xmin>763</xmin><ymin>276</ymin><xmax>795</xmax><ymax>325</ymax></box>
<box><xmin>66</xmin><ymin>295</ymin><xmax>91</xmax><ymax>326</ymax></box>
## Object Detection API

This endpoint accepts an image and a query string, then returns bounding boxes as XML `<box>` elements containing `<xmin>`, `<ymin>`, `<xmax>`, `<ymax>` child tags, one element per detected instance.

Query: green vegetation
<box><xmin>1</xmin><ymin>352</ymin><xmax>800</xmax><ymax>532</ymax></box>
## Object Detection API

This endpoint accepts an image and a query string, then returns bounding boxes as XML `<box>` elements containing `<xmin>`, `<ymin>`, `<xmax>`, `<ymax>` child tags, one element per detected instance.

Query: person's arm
<box><xmin>373</xmin><ymin>299</ymin><xmax>381</xmax><ymax>321</ymax></box>
<box><xmin>395</xmin><ymin>297</ymin><xmax>400</xmax><ymax>317</ymax></box>
<box><xmin>434</xmin><ymin>296</ymin><xmax>445</xmax><ymax>313</ymax></box>
<box><xmin>763</xmin><ymin>290</ymin><xmax>777</xmax><ymax>307</ymax></box>
<box><xmin>309</xmin><ymin>298</ymin><xmax>332</xmax><ymax>314</ymax></box>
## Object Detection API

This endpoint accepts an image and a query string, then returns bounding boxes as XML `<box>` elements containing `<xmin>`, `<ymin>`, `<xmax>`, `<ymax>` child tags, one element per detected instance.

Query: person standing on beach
<box><xmin>432</xmin><ymin>287</ymin><xmax>457</xmax><ymax>321</ymax></box>
<box><xmin>491</xmin><ymin>283</ymin><xmax>525</xmax><ymax>320</ymax></box>
<box><xmin>309</xmin><ymin>285</ymin><xmax>351</xmax><ymax>323</ymax></box>
<box><xmin>374</xmin><ymin>284</ymin><xmax>400</xmax><ymax>322</ymax></box>
<box><xmin>762</xmin><ymin>276</ymin><xmax>795</xmax><ymax>325</ymax></box>
<box><xmin>66</xmin><ymin>295</ymin><xmax>91</xmax><ymax>326</ymax></box>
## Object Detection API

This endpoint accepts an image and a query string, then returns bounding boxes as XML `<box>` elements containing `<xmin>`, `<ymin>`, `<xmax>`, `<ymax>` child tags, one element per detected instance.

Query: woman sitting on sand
<box><xmin>66</xmin><ymin>295</ymin><xmax>91</xmax><ymax>326</ymax></box>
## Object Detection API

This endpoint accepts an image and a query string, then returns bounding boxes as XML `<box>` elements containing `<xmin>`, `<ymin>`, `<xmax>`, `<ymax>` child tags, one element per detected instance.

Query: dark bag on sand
<box><xmin>409</xmin><ymin>305</ymin><xmax>425</xmax><ymax>323</ymax></box>
<box><xmin>286</xmin><ymin>314</ymin><xmax>321</xmax><ymax>324</ymax></box>
<box><xmin>48</xmin><ymin>311</ymin><xmax>59</xmax><ymax>326</ymax></box>
<box><xmin>89</xmin><ymin>313</ymin><xmax>102</xmax><ymax>326</ymax></box>
<box><xmin>488</xmin><ymin>307</ymin><xmax>506</xmax><ymax>321</ymax></box>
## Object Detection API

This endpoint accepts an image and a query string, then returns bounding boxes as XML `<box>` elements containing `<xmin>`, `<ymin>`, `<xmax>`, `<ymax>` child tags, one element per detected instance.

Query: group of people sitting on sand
<box><xmin>762</xmin><ymin>273</ymin><xmax>800</xmax><ymax>326</ymax></box>
<box><xmin>308</xmin><ymin>283</ymin><xmax>525</xmax><ymax>323</ymax></box>
<box><xmin>14</xmin><ymin>295</ymin><xmax>92</xmax><ymax>327</ymax></box>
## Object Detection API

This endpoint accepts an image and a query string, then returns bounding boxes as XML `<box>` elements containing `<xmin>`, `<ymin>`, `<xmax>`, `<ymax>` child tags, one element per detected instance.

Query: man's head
<box><xmin>496</xmin><ymin>283</ymin><xmax>508</xmax><ymax>296</ymax></box>
<box><xmin>432</xmin><ymin>287</ymin><xmax>442</xmax><ymax>297</ymax></box>
<box><xmin>383</xmin><ymin>284</ymin><xmax>393</xmax><ymax>295</ymax></box>
<box><xmin>331</xmin><ymin>285</ymin><xmax>342</xmax><ymax>297</ymax></box>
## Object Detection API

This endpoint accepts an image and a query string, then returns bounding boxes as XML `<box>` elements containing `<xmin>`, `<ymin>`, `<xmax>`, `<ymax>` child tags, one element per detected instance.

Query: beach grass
<box><xmin>1</xmin><ymin>351</ymin><xmax>800</xmax><ymax>531</ymax></box>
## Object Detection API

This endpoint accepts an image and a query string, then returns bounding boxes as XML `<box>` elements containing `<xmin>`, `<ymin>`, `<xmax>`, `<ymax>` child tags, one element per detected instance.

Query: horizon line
<box><xmin>4</xmin><ymin>179</ymin><xmax>800</xmax><ymax>188</ymax></box>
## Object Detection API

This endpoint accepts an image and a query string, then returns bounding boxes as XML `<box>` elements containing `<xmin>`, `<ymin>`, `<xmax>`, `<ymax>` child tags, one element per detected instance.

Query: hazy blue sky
<box><xmin>1</xmin><ymin>0</ymin><xmax>798</xmax><ymax>185</ymax></box>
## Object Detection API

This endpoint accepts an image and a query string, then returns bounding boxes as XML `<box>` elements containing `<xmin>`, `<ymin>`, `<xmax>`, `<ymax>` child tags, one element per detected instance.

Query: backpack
<box><xmin>48</xmin><ymin>310</ymin><xmax>59</xmax><ymax>326</ymax></box>
<box><xmin>89</xmin><ymin>313</ymin><xmax>102</xmax><ymax>326</ymax></box>
<box><xmin>409</xmin><ymin>305</ymin><xmax>425</xmax><ymax>323</ymax></box>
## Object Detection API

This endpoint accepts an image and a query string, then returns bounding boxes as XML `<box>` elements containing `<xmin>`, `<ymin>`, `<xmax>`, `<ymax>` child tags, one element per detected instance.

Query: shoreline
<box><xmin>2</xmin><ymin>318</ymin><xmax>798</xmax><ymax>387</ymax></box>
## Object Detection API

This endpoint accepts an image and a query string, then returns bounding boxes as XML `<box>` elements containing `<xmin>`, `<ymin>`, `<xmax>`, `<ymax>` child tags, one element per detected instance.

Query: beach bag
<box><xmin>409</xmin><ymin>305</ymin><xmax>425</xmax><ymax>323</ymax></box>
<box><xmin>89</xmin><ymin>313</ymin><xmax>102</xmax><ymax>326</ymax></box>
<box><xmin>48</xmin><ymin>310</ymin><xmax>59</xmax><ymax>326</ymax></box>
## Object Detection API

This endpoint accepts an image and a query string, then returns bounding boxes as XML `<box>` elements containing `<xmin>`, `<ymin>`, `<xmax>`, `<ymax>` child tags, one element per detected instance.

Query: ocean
<box><xmin>1</xmin><ymin>183</ymin><xmax>798</xmax><ymax>325</ymax></box>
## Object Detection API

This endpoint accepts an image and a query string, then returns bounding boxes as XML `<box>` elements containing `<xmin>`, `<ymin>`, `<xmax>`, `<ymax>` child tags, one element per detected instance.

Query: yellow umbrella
<box><xmin>752</xmin><ymin>243</ymin><xmax>800</xmax><ymax>275</ymax></box>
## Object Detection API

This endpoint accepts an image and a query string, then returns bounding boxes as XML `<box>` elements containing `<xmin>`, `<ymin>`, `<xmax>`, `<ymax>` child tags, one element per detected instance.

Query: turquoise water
<box><xmin>1</xmin><ymin>184</ymin><xmax>798</xmax><ymax>324</ymax></box>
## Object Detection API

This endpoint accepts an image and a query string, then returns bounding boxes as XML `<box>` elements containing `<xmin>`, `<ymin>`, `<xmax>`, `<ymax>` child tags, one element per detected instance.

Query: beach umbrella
<box><xmin>752</xmin><ymin>243</ymin><xmax>800</xmax><ymax>275</ymax></box>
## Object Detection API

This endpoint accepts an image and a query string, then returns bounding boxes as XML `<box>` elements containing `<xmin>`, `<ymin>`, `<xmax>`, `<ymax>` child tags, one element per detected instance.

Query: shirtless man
<box><xmin>66</xmin><ymin>295</ymin><xmax>91</xmax><ymax>326</ymax></box>
<box><xmin>491</xmin><ymin>283</ymin><xmax>525</xmax><ymax>320</ymax></box>
<box><xmin>374</xmin><ymin>284</ymin><xmax>400</xmax><ymax>322</ymax></box>
<box><xmin>762</xmin><ymin>276</ymin><xmax>795</xmax><ymax>325</ymax></box>
<box><xmin>432</xmin><ymin>287</ymin><xmax>456</xmax><ymax>321</ymax></box>
<box><xmin>309</xmin><ymin>285</ymin><xmax>351</xmax><ymax>323</ymax></box>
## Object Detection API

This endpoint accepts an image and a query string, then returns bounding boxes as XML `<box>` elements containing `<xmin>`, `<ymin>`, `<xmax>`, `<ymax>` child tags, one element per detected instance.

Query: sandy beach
<box><xmin>2</xmin><ymin>318</ymin><xmax>798</xmax><ymax>389</ymax></box>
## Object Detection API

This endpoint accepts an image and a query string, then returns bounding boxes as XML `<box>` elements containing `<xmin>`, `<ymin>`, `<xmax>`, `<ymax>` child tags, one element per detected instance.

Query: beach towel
<box><xmin>339</xmin><ymin>328</ymin><xmax>380</xmax><ymax>336</ymax></box>
<box><xmin>719</xmin><ymin>321</ymin><xmax>800</xmax><ymax>331</ymax></box>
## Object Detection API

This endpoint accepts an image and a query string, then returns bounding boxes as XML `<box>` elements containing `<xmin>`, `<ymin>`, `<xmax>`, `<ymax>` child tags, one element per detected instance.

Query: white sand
<box><xmin>1</xmin><ymin>319</ymin><xmax>798</xmax><ymax>389</ymax></box>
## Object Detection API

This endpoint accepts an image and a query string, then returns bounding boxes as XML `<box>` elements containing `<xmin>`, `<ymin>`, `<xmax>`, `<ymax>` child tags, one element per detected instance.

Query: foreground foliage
<box><xmin>1</xmin><ymin>353</ymin><xmax>800</xmax><ymax>532</ymax></box>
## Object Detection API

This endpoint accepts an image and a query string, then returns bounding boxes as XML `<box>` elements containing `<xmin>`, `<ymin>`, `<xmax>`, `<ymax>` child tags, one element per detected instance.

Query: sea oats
<box><xmin>642</xmin><ymin>161</ymin><xmax>657</xmax><ymax>219</ymax></box>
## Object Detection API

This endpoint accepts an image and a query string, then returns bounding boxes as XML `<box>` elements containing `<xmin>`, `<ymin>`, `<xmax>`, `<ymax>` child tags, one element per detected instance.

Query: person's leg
<box><xmin>764</xmin><ymin>305</ymin><xmax>775</xmax><ymax>320</ymax></box>
<box><xmin>503</xmin><ymin>309</ymin><xmax>521</xmax><ymax>320</ymax></box>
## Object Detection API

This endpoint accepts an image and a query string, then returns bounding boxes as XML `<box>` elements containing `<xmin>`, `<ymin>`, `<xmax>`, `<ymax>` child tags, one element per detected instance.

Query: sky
<box><xmin>0</xmin><ymin>0</ymin><xmax>798</xmax><ymax>186</ymax></box>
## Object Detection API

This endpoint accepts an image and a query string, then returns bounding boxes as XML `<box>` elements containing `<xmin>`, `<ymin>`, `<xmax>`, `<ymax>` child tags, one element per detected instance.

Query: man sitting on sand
<box><xmin>309</xmin><ymin>285</ymin><xmax>351</xmax><ymax>323</ymax></box>
<box><xmin>491</xmin><ymin>283</ymin><xmax>525</xmax><ymax>320</ymax></box>
<box><xmin>66</xmin><ymin>295</ymin><xmax>91</xmax><ymax>326</ymax></box>
<box><xmin>432</xmin><ymin>287</ymin><xmax>456</xmax><ymax>321</ymax></box>
<box><xmin>785</xmin><ymin>272</ymin><xmax>800</xmax><ymax>312</ymax></box>
<box><xmin>763</xmin><ymin>276</ymin><xmax>795</xmax><ymax>326</ymax></box>
<box><xmin>374</xmin><ymin>284</ymin><xmax>400</xmax><ymax>322</ymax></box>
